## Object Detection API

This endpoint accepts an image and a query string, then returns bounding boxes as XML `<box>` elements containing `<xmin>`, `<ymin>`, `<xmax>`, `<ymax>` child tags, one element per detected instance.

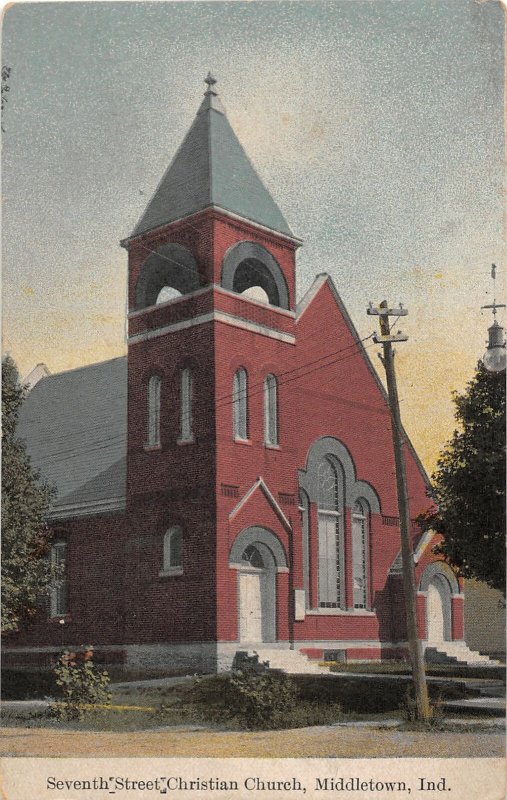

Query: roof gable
<box><xmin>131</xmin><ymin>83</ymin><xmax>293</xmax><ymax>239</ymax></box>
<box><xmin>296</xmin><ymin>273</ymin><xmax>430</xmax><ymax>487</ymax></box>
<box><xmin>229</xmin><ymin>477</ymin><xmax>292</xmax><ymax>532</ymax></box>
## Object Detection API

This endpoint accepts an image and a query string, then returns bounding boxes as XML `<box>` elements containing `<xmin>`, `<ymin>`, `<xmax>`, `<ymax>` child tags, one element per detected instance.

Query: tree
<box><xmin>2</xmin><ymin>355</ymin><xmax>55</xmax><ymax>632</ymax></box>
<box><xmin>423</xmin><ymin>361</ymin><xmax>505</xmax><ymax>594</ymax></box>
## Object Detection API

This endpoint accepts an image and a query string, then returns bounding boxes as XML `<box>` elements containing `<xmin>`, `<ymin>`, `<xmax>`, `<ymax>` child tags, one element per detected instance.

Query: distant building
<box><xmin>464</xmin><ymin>580</ymin><xmax>506</xmax><ymax>659</ymax></box>
<box><xmin>5</xmin><ymin>78</ymin><xmax>487</xmax><ymax>674</ymax></box>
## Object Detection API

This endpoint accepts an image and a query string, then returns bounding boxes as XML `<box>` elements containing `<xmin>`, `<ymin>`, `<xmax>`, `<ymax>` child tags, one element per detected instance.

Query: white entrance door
<box><xmin>239</xmin><ymin>571</ymin><xmax>263</xmax><ymax>642</ymax></box>
<box><xmin>427</xmin><ymin>580</ymin><xmax>445</xmax><ymax>642</ymax></box>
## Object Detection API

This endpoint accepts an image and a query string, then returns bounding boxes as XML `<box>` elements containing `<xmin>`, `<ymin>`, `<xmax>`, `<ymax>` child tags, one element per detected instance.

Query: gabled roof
<box><xmin>131</xmin><ymin>77</ymin><xmax>294</xmax><ymax>240</ymax></box>
<box><xmin>296</xmin><ymin>273</ymin><xmax>430</xmax><ymax>486</ymax></box>
<box><xmin>229</xmin><ymin>477</ymin><xmax>292</xmax><ymax>531</ymax></box>
<box><xmin>17</xmin><ymin>357</ymin><xmax>127</xmax><ymax>517</ymax></box>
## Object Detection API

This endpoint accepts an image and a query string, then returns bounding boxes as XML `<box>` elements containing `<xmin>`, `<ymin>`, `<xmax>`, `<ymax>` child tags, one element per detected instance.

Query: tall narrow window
<box><xmin>299</xmin><ymin>490</ymin><xmax>310</xmax><ymax>608</ymax></box>
<box><xmin>232</xmin><ymin>368</ymin><xmax>248</xmax><ymax>440</ymax></box>
<box><xmin>180</xmin><ymin>368</ymin><xmax>193</xmax><ymax>441</ymax></box>
<box><xmin>263</xmin><ymin>374</ymin><xmax>278</xmax><ymax>446</ymax></box>
<box><xmin>162</xmin><ymin>525</ymin><xmax>183</xmax><ymax>573</ymax></box>
<box><xmin>147</xmin><ymin>375</ymin><xmax>161</xmax><ymax>447</ymax></box>
<box><xmin>352</xmin><ymin>500</ymin><xmax>369</xmax><ymax>609</ymax></box>
<box><xmin>317</xmin><ymin>458</ymin><xmax>343</xmax><ymax>608</ymax></box>
<box><xmin>50</xmin><ymin>541</ymin><xmax>68</xmax><ymax>617</ymax></box>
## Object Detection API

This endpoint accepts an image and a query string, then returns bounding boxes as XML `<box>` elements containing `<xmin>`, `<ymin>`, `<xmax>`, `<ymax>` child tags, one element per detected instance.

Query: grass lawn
<box><xmin>0</xmin><ymin>671</ymin><xmax>486</xmax><ymax>734</ymax></box>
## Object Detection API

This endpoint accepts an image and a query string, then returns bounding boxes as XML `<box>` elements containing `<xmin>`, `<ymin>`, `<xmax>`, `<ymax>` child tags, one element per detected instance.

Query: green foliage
<box><xmin>2</xmin><ymin>356</ymin><xmax>55</xmax><ymax>631</ymax></box>
<box><xmin>400</xmin><ymin>687</ymin><xmax>445</xmax><ymax>731</ymax></box>
<box><xmin>50</xmin><ymin>648</ymin><xmax>112</xmax><ymax>721</ymax></box>
<box><xmin>227</xmin><ymin>666</ymin><xmax>299</xmax><ymax>729</ymax></box>
<box><xmin>188</xmin><ymin>667</ymin><xmax>333</xmax><ymax>730</ymax></box>
<box><xmin>423</xmin><ymin>361</ymin><xmax>505</xmax><ymax>593</ymax></box>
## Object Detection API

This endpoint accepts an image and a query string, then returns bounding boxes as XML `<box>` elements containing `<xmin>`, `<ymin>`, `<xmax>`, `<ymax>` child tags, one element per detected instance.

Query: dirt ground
<box><xmin>0</xmin><ymin>724</ymin><xmax>504</xmax><ymax>758</ymax></box>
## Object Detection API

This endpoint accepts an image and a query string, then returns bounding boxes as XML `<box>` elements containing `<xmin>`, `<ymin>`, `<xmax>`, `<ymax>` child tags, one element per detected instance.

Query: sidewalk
<box><xmin>1</xmin><ymin>720</ymin><xmax>504</xmax><ymax>759</ymax></box>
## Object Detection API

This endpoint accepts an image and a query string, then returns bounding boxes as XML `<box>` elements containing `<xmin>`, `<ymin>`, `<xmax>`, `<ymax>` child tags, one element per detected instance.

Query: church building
<box><xmin>6</xmin><ymin>76</ymin><xmax>477</xmax><ymax>674</ymax></box>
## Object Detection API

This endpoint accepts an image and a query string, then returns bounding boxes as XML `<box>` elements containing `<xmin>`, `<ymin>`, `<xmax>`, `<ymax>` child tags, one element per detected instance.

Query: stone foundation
<box><xmin>4</xmin><ymin>639</ymin><xmax>414</xmax><ymax>677</ymax></box>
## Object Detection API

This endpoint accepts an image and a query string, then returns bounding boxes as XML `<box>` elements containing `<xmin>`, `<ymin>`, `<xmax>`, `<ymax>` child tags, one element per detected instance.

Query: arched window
<box><xmin>180</xmin><ymin>368</ymin><xmax>193</xmax><ymax>442</ymax></box>
<box><xmin>242</xmin><ymin>544</ymin><xmax>264</xmax><ymax>569</ymax></box>
<box><xmin>147</xmin><ymin>375</ymin><xmax>161</xmax><ymax>447</ymax></box>
<box><xmin>135</xmin><ymin>243</ymin><xmax>200</xmax><ymax>310</ymax></box>
<box><xmin>263</xmin><ymin>374</ymin><xmax>278</xmax><ymax>446</ymax></box>
<box><xmin>352</xmin><ymin>500</ymin><xmax>369</xmax><ymax>609</ymax></box>
<box><xmin>317</xmin><ymin>458</ymin><xmax>344</xmax><ymax>608</ymax></box>
<box><xmin>232</xmin><ymin>368</ymin><xmax>248</xmax><ymax>440</ymax></box>
<box><xmin>50</xmin><ymin>541</ymin><xmax>68</xmax><ymax>617</ymax></box>
<box><xmin>299</xmin><ymin>490</ymin><xmax>310</xmax><ymax>609</ymax></box>
<box><xmin>162</xmin><ymin>526</ymin><xmax>183</xmax><ymax>573</ymax></box>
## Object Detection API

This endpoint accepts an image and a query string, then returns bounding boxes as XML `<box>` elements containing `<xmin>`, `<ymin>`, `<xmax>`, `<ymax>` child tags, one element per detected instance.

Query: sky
<box><xmin>2</xmin><ymin>0</ymin><xmax>504</xmax><ymax>473</ymax></box>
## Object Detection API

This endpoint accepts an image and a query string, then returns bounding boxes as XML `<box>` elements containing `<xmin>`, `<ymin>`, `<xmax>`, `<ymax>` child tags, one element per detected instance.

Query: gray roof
<box><xmin>131</xmin><ymin>87</ymin><xmax>294</xmax><ymax>239</ymax></box>
<box><xmin>17</xmin><ymin>357</ymin><xmax>127</xmax><ymax>515</ymax></box>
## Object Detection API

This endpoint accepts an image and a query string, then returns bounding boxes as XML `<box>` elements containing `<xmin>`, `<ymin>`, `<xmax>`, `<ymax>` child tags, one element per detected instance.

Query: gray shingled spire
<box><xmin>131</xmin><ymin>76</ymin><xmax>294</xmax><ymax>239</ymax></box>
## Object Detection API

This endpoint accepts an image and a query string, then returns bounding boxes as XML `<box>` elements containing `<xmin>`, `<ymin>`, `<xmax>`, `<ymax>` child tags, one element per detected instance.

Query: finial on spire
<box><xmin>204</xmin><ymin>72</ymin><xmax>218</xmax><ymax>95</ymax></box>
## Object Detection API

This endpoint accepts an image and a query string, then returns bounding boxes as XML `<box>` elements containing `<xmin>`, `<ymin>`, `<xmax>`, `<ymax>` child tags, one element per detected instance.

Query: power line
<box><xmin>30</xmin><ymin>334</ymin><xmax>375</xmax><ymax>464</ymax></box>
<box><xmin>213</xmin><ymin>333</ymin><xmax>374</xmax><ymax>410</ymax></box>
<box><xmin>215</xmin><ymin>339</ymin><xmax>375</xmax><ymax>414</ymax></box>
<box><xmin>20</xmin><ymin>331</ymin><xmax>374</xmax><ymax>463</ymax></box>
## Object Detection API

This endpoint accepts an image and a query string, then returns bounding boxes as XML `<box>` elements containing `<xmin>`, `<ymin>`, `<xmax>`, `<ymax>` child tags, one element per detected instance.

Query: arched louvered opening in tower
<box><xmin>221</xmin><ymin>241</ymin><xmax>289</xmax><ymax>309</ymax></box>
<box><xmin>135</xmin><ymin>243</ymin><xmax>201</xmax><ymax>310</ymax></box>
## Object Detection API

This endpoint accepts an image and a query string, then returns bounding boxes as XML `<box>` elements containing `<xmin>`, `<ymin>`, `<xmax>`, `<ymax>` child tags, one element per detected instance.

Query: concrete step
<box><xmin>243</xmin><ymin>648</ymin><xmax>331</xmax><ymax>675</ymax></box>
<box><xmin>425</xmin><ymin>642</ymin><xmax>502</xmax><ymax>667</ymax></box>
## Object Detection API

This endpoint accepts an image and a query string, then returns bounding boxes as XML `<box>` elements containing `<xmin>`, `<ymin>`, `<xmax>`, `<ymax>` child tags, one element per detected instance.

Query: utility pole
<box><xmin>367</xmin><ymin>300</ymin><xmax>431</xmax><ymax>721</ymax></box>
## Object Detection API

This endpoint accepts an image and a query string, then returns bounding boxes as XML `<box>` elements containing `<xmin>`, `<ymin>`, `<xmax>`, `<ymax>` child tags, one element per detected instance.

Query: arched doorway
<box><xmin>229</xmin><ymin>526</ymin><xmax>287</xmax><ymax>644</ymax></box>
<box><xmin>420</xmin><ymin>563</ymin><xmax>458</xmax><ymax>644</ymax></box>
<box><xmin>427</xmin><ymin>575</ymin><xmax>452</xmax><ymax>642</ymax></box>
<box><xmin>238</xmin><ymin>545</ymin><xmax>275</xmax><ymax>643</ymax></box>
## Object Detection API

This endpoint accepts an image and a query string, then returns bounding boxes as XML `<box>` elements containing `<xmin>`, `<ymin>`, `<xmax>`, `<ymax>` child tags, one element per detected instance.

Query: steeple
<box><xmin>131</xmin><ymin>76</ymin><xmax>294</xmax><ymax>239</ymax></box>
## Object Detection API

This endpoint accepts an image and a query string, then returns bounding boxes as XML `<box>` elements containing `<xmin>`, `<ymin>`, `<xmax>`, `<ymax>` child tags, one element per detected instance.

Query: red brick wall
<box><xmin>4</xmin><ymin>513</ymin><xmax>127</xmax><ymax>650</ymax></box>
<box><xmin>125</xmin><ymin>309</ymin><xmax>218</xmax><ymax>643</ymax></box>
<box><xmin>213</xmin><ymin>310</ymin><xmax>298</xmax><ymax>641</ymax></box>
<box><xmin>122</xmin><ymin>497</ymin><xmax>217</xmax><ymax>644</ymax></box>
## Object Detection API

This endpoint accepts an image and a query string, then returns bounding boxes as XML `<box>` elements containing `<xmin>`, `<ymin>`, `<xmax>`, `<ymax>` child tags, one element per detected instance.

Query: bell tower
<box><xmin>122</xmin><ymin>74</ymin><xmax>300</xmax><ymax>482</ymax></box>
<box><xmin>121</xmin><ymin>76</ymin><xmax>302</xmax><ymax>660</ymax></box>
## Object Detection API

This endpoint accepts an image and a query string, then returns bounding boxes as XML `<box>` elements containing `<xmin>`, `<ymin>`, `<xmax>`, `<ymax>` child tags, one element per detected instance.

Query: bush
<box><xmin>188</xmin><ymin>667</ymin><xmax>315</xmax><ymax>730</ymax></box>
<box><xmin>50</xmin><ymin>647</ymin><xmax>112</xmax><ymax>721</ymax></box>
<box><xmin>228</xmin><ymin>666</ymin><xmax>299</xmax><ymax>729</ymax></box>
